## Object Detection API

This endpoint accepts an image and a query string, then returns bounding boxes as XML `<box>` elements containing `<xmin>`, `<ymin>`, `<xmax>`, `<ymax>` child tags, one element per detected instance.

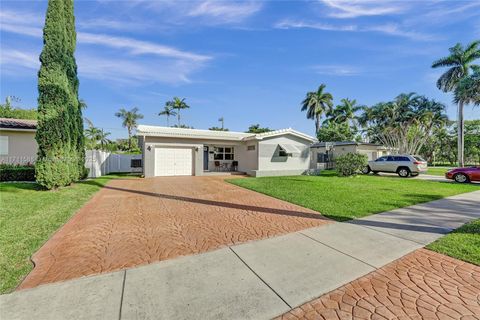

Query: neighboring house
<box><xmin>0</xmin><ymin>118</ymin><xmax>38</xmax><ymax>165</ymax></box>
<box><xmin>137</xmin><ymin>125</ymin><xmax>316</xmax><ymax>177</ymax></box>
<box><xmin>310</xmin><ymin>141</ymin><xmax>390</xmax><ymax>169</ymax></box>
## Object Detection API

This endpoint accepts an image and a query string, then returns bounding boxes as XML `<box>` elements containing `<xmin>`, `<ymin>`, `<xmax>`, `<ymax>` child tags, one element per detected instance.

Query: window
<box><xmin>413</xmin><ymin>156</ymin><xmax>425</xmax><ymax>162</ymax></box>
<box><xmin>0</xmin><ymin>136</ymin><xmax>8</xmax><ymax>155</ymax></box>
<box><xmin>131</xmin><ymin>159</ymin><xmax>142</xmax><ymax>168</ymax></box>
<box><xmin>317</xmin><ymin>153</ymin><xmax>329</xmax><ymax>163</ymax></box>
<box><xmin>375</xmin><ymin>156</ymin><xmax>387</xmax><ymax>162</ymax></box>
<box><xmin>394</xmin><ymin>156</ymin><xmax>410</xmax><ymax>162</ymax></box>
<box><xmin>277</xmin><ymin>146</ymin><xmax>289</xmax><ymax>157</ymax></box>
<box><xmin>214</xmin><ymin>146</ymin><xmax>234</xmax><ymax>160</ymax></box>
<box><xmin>386</xmin><ymin>156</ymin><xmax>394</xmax><ymax>161</ymax></box>
<box><xmin>247</xmin><ymin>145</ymin><xmax>255</xmax><ymax>151</ymax></box>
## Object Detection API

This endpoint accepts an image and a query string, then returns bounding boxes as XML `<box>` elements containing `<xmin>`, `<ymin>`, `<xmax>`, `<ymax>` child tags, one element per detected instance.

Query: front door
<box><xmin>203</xmin><ymin>146</ymin><xmax>209</xmax><ymax>170</ymax></box>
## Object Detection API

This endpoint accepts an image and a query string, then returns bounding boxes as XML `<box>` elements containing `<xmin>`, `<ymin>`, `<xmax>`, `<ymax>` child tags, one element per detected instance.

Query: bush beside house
<box><xmin>0</xmin><ymin>164</ymin><xmax>36</xmax><ymax>182</ymax></box>
<box><xmin>335</xmin><ymin>153</ymin><xmax>368</xmax><ymax>177</ymax></box>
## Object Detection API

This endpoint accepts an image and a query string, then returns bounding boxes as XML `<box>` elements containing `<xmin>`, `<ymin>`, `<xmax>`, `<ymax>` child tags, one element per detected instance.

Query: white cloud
<box><xmin>313</xmin><ymin>65</ymin><xmax>361</xmax><ymax>76</ymax></box>
<box><xmin>187</xmin><ymin>0</ymin><xmax>262</xmax><ymax>23</ymax></box>
<box><xmin>275</xmin><ymin>19</ymin><xmax>357</xmax><ymax>31</ymax></box>
<box><xmin>0</xmin><ymin>47</ymin><xmax>203</xmax><ymax>85</ymax></box>
<box><xmin>0</xmin><ymin>49</ymin><xmax>39</xmax><ymax>71</ymax></box>
<box><xmin>275</xmin><ymin>19</ymin><xmax>437</xmax><ymax>41</ymax></box>
<box><xmin>123</xmin><ymin>0</ymin><xmax>262</xmax><ymax>25</ymax></box>
<box><xmin>77</xmin><ymin>33</ymin><xmax>211</xmax><ymax>62</ymax></box>
<box><xmin>319</xmin><ymin>0</ymin><xmax>406</xmax><ymax>18</ymax></box>
<box><xmin>0</xmin><ymin>21</ymin><xmax>211</xmax><ymax>62</ymax></box>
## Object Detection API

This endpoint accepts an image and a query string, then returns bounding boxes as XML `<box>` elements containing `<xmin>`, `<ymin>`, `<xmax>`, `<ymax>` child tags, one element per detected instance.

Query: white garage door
<box><xmin>154</xmin><ymin>147</ymin><xmax>193</xmax><ymax>176</ymax></box>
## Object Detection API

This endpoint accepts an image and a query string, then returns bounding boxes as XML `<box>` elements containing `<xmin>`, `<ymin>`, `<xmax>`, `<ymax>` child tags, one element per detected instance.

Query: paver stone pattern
<box><xmin>19</xmin><ymin>176</ymin><xmax>329</xmax><ymax>290</ymax></box>
<box><xmin>276</xmin><ymin>249</ymin><xmax>480</xmax><ymax>320</ymax></box>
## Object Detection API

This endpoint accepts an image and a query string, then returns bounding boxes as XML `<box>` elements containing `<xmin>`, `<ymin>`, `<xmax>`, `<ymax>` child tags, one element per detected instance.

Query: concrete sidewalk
<box><xmin>1</xmin><ymin>190</ymin><xmax>479</xmax><ymax>320</ymax></box>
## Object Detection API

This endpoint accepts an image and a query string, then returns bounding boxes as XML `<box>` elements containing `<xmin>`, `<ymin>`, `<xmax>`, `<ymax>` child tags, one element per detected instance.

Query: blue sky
<box><xmin>1</xmin><ymin>0</ymin><xmax>479</xmax><ymax>139</ymax></box>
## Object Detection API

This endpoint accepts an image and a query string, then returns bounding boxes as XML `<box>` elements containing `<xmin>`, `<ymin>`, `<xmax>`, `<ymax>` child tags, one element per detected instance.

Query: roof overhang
<box><xmin>137</xmin><ymin>125</ymin><xmax>317</xmax><ymax>143</ymax></box>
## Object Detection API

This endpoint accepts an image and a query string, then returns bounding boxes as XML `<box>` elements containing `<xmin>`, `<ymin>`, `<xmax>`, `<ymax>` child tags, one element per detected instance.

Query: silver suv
<box><xmin>362</xmin><ymin>155</ymin><xmax>428</xmax><ymax>177</ymax></box>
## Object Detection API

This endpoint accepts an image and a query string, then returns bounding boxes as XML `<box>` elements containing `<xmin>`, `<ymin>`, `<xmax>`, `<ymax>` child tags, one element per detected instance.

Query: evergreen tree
<box><xmin>36</xmin><ymin>0</ymin><xmax>83</xmax><ymax>189</ymax></box>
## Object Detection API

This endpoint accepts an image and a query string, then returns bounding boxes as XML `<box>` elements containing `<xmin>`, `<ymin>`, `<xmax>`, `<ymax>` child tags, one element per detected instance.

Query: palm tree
<box><xmin>301</xmin><ymin>84</ymin><xmax>333</xmax><ymax>134</ymax></box>
<box><xmin>158</xmin><ymin>105</ymin><xmax>177</xmax><ymax>126</ymax></box>
<box><xmin>167</xmin><ymin>97</ymin><xmax>190</xmax><ymax>126</ymax></box>
<box><xmin>432</xmin><ymin>40</ymin><xmax>480</xmax><ymax>166</ymax></box>
<box><xmin>84</xmin><ymin>126</ymin><xmax>102</xmax><ymax>149</ymax></box>
<box><xmin>97</xmin><ymin>129</ymin><xmax>111</xmax><ymax>150</ymax></box>
<box><xmin>115</xmin><ymin>107</ymin><xmax>144</xmax><ymax>150</ymax></box>
<box><xmin>325</xmin><ymin>98</ymin><xmax>362</xmax><ymax>126</ymax></box>
<box><xmin>455</xmin><ymin>66</ymin><xmax>480</xmax><ymax>107</ymax></box>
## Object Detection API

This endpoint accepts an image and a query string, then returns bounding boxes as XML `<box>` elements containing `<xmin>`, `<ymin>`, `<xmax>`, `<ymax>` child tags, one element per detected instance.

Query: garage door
<box><xmin>154</xmin><ymin>147</ymin><xmax>193</xmax><ymax>176</ymax></box>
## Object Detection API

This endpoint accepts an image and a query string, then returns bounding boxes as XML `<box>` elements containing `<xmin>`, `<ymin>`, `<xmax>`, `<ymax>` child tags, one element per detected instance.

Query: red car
<box><xmin>445</xmin><ymin>166</ymin><xmax>480</xmax><ymax>183</ymax></box>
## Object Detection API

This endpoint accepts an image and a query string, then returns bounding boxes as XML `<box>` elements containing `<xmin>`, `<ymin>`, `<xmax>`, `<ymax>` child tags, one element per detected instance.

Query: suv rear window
<box><xmin>394</xmin><ymin>156</ymin><xmax>410</xmax><ymax>161</ymax></box>
<box><xmin>413</xmin><ymin>156</ymin><xmax>425</xmax><ymax>162</ymax></box>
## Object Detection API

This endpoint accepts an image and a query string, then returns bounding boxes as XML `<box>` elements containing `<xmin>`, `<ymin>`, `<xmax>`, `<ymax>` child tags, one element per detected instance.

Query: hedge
<box><xmin>0</xmin><ymin>164</ymin><xmax>36</xmax><ymax>182</ymax></box>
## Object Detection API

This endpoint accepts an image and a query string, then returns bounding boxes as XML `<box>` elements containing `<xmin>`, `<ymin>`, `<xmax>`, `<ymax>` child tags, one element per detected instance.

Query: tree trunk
<box><xmin>315</xmin><ymin>115</ymin><xmax>320</xmax><ymax>135</ymax></box>
<box><xmin>458</xmin><ymin>101</ymin><xmax>464</xmax><ymax>167</ymax></box>
<box><xmin>177</xmin><ymin>111</ymin><xmax>181</xmax><ymax>126</ymax></box>
<box><xmin>167</xmin><ymin>117</ymin><xmax>169</xmax><ymax>127</ymax></box>
<box><xmin>128</xmin><ymin>127</ymin><xmax>132</xmax><ymax>150</ymax></box>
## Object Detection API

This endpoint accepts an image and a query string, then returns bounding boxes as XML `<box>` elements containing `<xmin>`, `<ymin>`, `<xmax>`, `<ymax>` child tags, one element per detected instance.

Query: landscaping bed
<box><xmin>0</xmin><ymin>174</ymin><xmax>129</xmax><ymax>294</ymax></box>
<box><xmin>228</xmin><ymin>172</ymin><xmax>479</xmax><ymax>222</ymax></box>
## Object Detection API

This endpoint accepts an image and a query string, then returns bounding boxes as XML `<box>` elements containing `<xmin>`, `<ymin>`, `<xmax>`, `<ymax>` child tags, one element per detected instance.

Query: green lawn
<box><xmin>427</xmin><ymin>219</ymin><xmax>480</xmax><ymax>265</ymax></box>
<box><xmin>427</xmin><ymin>167</ymin><xmax>452</xmax><ymax>176</ymax></box>
<box><xmin>228</xmin><ymin>172</ymin><xmax>478</xmax><ymax>222</ymax></box>
<box><xmin>0</xmin><ymin>174</ymin><xmax>134</xmax><ymax>294</ymax></box>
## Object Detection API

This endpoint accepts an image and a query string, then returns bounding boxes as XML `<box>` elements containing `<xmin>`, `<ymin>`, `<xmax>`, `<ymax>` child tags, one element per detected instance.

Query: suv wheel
<box><xmin>397</xmin><ymin>167</ymin><xmax>410</xmax><ymax>178</ymax></box>
<box><xmin>362</xmin><ymin>166</ymin><xmax>371</xmax><ymax>174</ymax></box>
<box><xmin>454</xmin><ymin>173</ymin><xmax>469</xmax><ymax>183</ymax></box>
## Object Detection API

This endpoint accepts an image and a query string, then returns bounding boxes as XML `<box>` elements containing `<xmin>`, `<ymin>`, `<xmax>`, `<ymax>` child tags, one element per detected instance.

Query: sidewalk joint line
<box><xmin>228</xmin><ymin>246</ymin><xmax>292</xmax><ymax>309</ymax></box>
<box><xmin>118</xmin><ymin>270</ymin><xmax>127</xmax><ymax>320</ymax></box>
<box><xmin>345</xmin><ymin>223</ymin><xmax>430</xmax><ymax>246</ymax></box>
<box><xmin>299</xmin><ymin>232</ymin><xmax>378</xmax><ymax>270</ymax></box>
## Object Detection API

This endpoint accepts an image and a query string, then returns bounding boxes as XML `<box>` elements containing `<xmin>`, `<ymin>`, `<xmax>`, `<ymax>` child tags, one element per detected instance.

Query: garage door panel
<box><xmin>155</xmin><ymin>147</ymin><xmax>193</xmax><ymax>176</ymax></box>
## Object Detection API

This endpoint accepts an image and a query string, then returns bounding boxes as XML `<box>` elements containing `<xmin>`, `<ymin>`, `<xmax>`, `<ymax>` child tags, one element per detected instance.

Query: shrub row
<box><xmin>0</xmin><ymin>164</ymin><xmax>36</xmax><ymax>182</ymax></box>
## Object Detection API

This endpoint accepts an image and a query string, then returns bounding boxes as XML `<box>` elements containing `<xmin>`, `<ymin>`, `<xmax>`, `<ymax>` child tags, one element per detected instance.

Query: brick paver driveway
<box><xmin>277</xmin><ymin>249</ymin><xmax>480</xmax><ymax>320</ymax></box>
<box><xmin>19</xmin><ymin>176</ymin><xmax>329</xmax><ymax>290</ymax></box>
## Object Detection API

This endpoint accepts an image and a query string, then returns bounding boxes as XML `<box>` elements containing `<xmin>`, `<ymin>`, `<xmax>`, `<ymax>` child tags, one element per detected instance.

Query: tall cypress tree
<box><xmin>36</xmin><ymin>0</ymin><xmax>82</xmax><ymax>189</ymax></box>
<box><xmin>64</xmin><ymin>0</ymin><xmax>85</xmax><ymax>176</ymax></box>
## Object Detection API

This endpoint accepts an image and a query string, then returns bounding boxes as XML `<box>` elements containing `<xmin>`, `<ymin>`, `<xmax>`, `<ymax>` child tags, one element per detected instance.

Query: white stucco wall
<box><xmin>0</xmin><ymin>129</ymin><xmax>37</xmax><ymax>164</ymax></box>
<box><xmin>235</xmin><ymin>141</ymin><xmax>258</xmax><ymax>175</ymax></box>
<box><xmin>256</xmin><ymin>134</ymin><xmax>311</xmax><ymax>176</ymax></box>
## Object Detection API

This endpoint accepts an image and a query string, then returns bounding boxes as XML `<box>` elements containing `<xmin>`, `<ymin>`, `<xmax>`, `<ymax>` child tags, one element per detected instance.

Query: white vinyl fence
<box><xmin>85</xmin><ymin>150</ymin><xmax>142</xmax><ymax>178</ymax></box>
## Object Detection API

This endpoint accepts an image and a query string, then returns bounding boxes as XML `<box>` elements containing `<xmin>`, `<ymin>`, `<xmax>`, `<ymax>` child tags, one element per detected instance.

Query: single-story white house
<box><xmin>310</xmin><ymin>141</ymin><xmax>391</xmax><ymax>170</ymax></box>
<box><xmin>137</xmin><ymin>125</ymin><xmax>317</xmax><ymax>177</ymax></box>
<box><xmin>0</xmin><ymin>118</ymin><xmax>38</xmax><ymax>165</ymax></box>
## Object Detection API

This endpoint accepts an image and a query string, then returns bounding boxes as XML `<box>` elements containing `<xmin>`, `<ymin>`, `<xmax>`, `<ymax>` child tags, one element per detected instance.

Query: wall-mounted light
<box><xmin>147</xmin><ymin>145</ymin><xmax>152</xmax><ymax>151</ymax></box>
<box><xmin>194</xmin><ymin>147</ymin><xmax>199</xmax><ymax>152</ymax></box>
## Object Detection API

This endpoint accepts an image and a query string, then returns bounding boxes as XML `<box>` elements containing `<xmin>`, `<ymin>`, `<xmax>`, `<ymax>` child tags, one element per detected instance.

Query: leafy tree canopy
<box><xmin>246</xmin><ymin>124</ymin><xmax>273</xmax><ymax>133</ymax></box>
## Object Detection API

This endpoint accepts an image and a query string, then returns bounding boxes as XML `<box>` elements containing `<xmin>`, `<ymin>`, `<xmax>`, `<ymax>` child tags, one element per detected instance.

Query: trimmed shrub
<box><xmin>36</xmin><ymin>0</ymin><xmax>84</xmax><ymax>189</ymax></box>
<box><xmin>0</xmin><ymin>164</ymin><xmax>36</xmax><ymax>182</ymax></box>
<box><xmin>335</xmin><ymin>153</ymin><xmax>368</xmax><ymax>177</ymax></box>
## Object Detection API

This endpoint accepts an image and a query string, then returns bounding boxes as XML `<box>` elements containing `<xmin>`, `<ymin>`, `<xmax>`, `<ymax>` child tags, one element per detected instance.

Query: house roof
<box><xmin>136</xmin><ymin>125</ymin><xmax>317</xmax><ymax>142</ymax></box>
<box><xmin>311</xmin><ymin>141</ymin><xmax>387</xmax><ymax>149</ymax></box>
<box><xmin>0</xmin><ymin>118</ymin><xmax>37</xmax><ymax>130</ymax></box>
